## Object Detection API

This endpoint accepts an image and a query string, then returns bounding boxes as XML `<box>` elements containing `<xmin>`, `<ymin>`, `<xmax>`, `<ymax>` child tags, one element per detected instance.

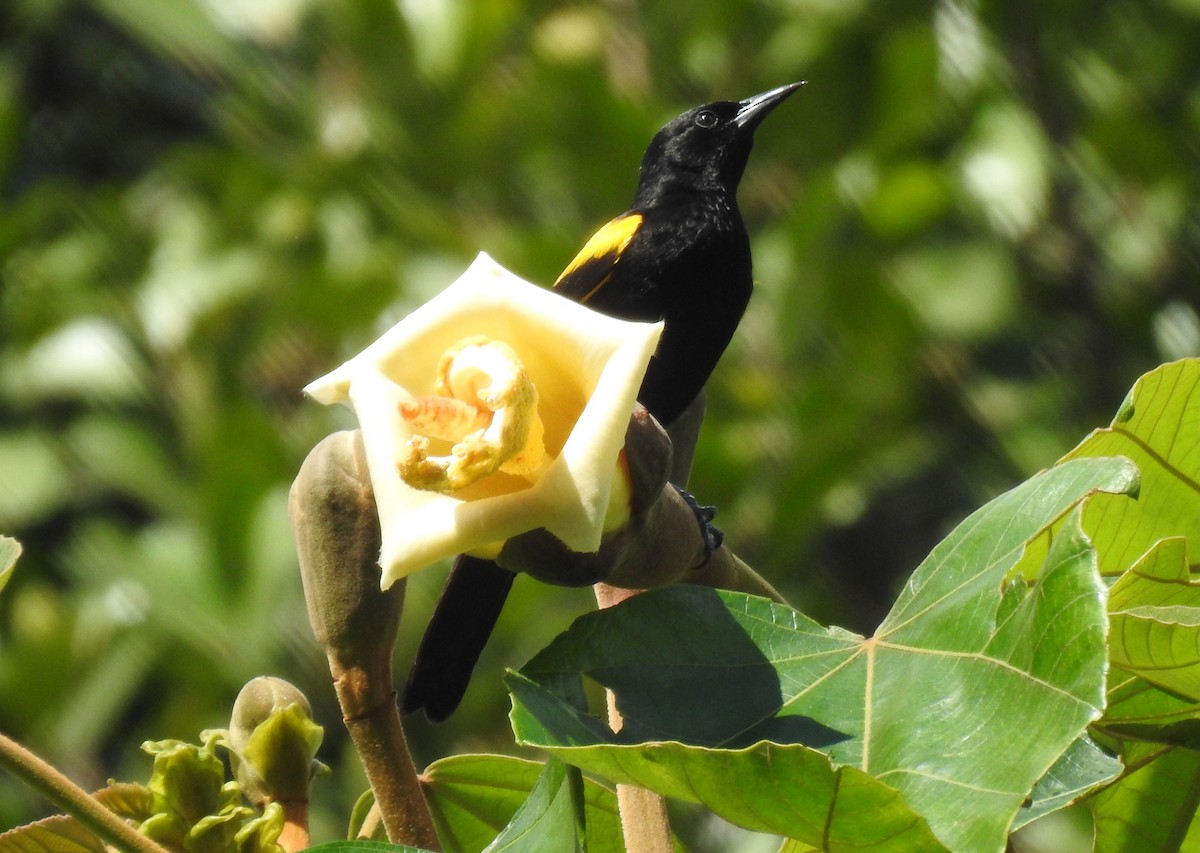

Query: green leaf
<box><xmin>423</xmin><ymin>754</ymin><xmax>628</xmax><ymax>853</ymax></box>
<box><xmin>0</xmin><ymin>784</ymin><xmax>157</xmax><ymax>853</ymax></box>
<box><xmin>506</xmin><ymin>703</ymin><xmax>944</xmax><ymax>852</ymax></box>
<box><xmin>233</xmin><ymin>801</ymin><xmax>285</xmax><ymax>853</ymax></box>
<box><xmin>1107</xmin><ymin>537</ymin><xmax>1200</xmax><ymax>700</ymax></box>
<box><xmin>141</xmin><ymin>738</ymin><xmax>234</xmax><ymax>828</ymax></box>
<box><xmin>1061</xmin><ymin>361</ymin><xmax>1200</xmax><ymax>746</ymax></box>
<box><xmin>1011</xmin><ymin>735</ymin><xmax>1122</xmax><ymax>831</ymax></box>
<box><xmin>347</xmin><ymin>790</ymin><xmax>384</xmax><ymax>841</ymax></box>
<box><xmin>304</xmin><ymin>842</ymin><xmax>430</xmax><ymax>853</ymax></box>
<box><xmin>1097</xmin><ymin>672</ymin><xmax>1200</xmax><ymax>848</ymax></box>
<box><xmin>776</xmin><ymin>839</ymin><xmax>822</xmax><ymax>853</ymax></box>
<box><xmin>0</xmin><ymin>535</ymin><xmax>20</xmax><ymax>597</ymax></box>
<box><xmin>1100</xmin><ymin>666</ymin><xmax>1200</xmax><ymax>748</ymax></box>
<box><xmin>1091</xmin><ymin>740</ymin><xmax>1200</xmax><ymax>852</ymax></box>
<box><xmin>509</xmin><ymin>457</ymin><xmax>1136</xmax><ymax>853</ymax></box>
<box><xmin>481</xmin><ymin>757</ymin><xmax>583</xmax><ymax>853</ymax></box>
<box><xmin>93</xmin><ymin>782</ymin><xmax>156</xmax><ymax>822</ymax></box>
<box><xmin>0</xmin><ymin>817</ymin><xmax>106</xmax><ymax>853</ymax></box>
<box><xmin>1062</xmin><ymin>359</ymin><xmax>1200</xmax><ymax>576</ymax></box>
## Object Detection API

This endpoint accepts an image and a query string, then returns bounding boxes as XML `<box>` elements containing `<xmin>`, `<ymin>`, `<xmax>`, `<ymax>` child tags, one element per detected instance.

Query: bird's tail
<box><xmin>402</xmin><ymin>555</ymin><xmax>516</xmax><ymax>722</ymax></box>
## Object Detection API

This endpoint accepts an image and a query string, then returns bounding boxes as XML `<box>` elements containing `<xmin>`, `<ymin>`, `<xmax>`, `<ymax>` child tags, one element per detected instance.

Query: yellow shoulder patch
<box><xmin>555</xmin><ymin>213</ymin><xmax>643</xmax><ymax>288</ymax></box>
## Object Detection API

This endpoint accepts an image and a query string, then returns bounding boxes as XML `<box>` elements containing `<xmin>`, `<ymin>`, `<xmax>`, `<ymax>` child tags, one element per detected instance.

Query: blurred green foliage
<box><xmin>1</xmin><ymin>0</ymin><xmax>1197</xmax><ymax>848</ymax></box>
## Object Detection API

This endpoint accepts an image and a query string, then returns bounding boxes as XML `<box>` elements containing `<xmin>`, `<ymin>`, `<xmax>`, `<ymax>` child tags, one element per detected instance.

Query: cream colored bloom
<box><xmin>304</xmin><ymin>253</ymin><xmax>663</xmax><ymax>588</ymax></box>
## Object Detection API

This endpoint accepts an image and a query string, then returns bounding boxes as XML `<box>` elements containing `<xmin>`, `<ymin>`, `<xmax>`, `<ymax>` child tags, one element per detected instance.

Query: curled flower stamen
<box><xmin>398</xmin><ymin>336</ymin><xmax>548</xmax><ymax>493</ymax></box>
<box><xmin>398</xmin><ymin>396</ymin><xmax>490</xmax><ymax>442</ymax></box>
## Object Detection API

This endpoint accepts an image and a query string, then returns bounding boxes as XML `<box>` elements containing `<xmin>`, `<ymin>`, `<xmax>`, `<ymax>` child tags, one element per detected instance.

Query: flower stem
<box><xmin>0</xmin><ymin>732</ymin><xmax>170</xmax><ymax>853</ymax></box>
<box><xmin>336</xmin><ymin>681</ymin><xmax>439</xmax><ymax>849</ymax></box>
<box><xmin>593</xmin><ymin>583</ymin><xmax>674</xmax><ymax>853</ymax></box>
<box><xmin>277</xmin><ymin>800</ymin><xmax>310</xmax><ymax>852</ymax></box>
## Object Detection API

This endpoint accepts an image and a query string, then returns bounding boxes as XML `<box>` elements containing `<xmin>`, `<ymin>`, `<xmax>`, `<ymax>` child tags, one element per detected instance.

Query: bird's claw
<box><xmin>674</xmin><ymin>485</ymin><xmax>724</xmax><ymax>566</ymax></box>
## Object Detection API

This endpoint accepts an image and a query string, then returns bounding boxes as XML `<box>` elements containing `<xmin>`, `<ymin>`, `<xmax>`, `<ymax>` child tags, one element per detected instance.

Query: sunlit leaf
<box><xmin>0</xmin><ymin>817</ymin><xmax>105</xmax><ymax>853</ymax></box>
<box><xmin>1062</xmin><ymin>361</ymin><xmax>1200</xmax><ymax>742</ymax></box>
<box><xmin>93</xmin><ymin>781</ymin><xmax>156</xmax><ymax>821</ymax></box>
<box><xmin>1100</xmin><ymin>666</ymin><xmax>1200</xmax><ymax>749</ymax></box>
<box><xmin>506</xmin><ymin>695</ymin><xmax>945</xmax><ymax>852</ymax></box>
<box><xmin>0</xmin><ymin>784</ymin><xmax>155</xmax><ymax>853</ymax></box>
<box><xmin>1107</xmin><ymin>537</ymin><xmax>1200</xmax><ymax>700</ymax></box>
<box><xmin>1062</xmin><ymin>359</ymin><xmax>1200</xmax><ymax>576</ymax></box>
<box><xmin>509</xmin><ymin>457</ymin><xmax>1136</xmax><ymax>852</ymax></box>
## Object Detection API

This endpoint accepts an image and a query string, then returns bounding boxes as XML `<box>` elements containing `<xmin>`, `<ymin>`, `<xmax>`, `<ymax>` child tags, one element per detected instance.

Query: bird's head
<box><xmin>636</xmin><ymin>81</ymin><xmax>804</xmax><ymax>204</ymax></box>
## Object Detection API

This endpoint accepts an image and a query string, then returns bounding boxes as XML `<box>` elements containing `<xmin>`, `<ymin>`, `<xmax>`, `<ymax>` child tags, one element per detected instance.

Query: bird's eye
<box><xmin>694</xmin><ymin>110</ymin><xmax>718</xmax><ymax>129</ymax></box>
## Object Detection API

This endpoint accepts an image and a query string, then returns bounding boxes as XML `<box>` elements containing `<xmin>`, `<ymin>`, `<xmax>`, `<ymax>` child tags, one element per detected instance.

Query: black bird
<box><xmin>403</xmin><ymin>83</ymin><xmax>803</xmax><ymax>721</ymax></box>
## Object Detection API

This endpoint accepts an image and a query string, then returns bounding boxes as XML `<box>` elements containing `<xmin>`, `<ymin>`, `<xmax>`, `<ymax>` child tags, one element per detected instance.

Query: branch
<box><xmin>0</xmin><ymin>732</ymin><xmax>170</xmax><ymax>853</ymax></box>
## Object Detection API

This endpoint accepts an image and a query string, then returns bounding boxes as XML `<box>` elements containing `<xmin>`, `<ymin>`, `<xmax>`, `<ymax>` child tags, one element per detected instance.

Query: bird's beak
<box><xmin>735</xmin><ymin>81</ymin><xmax>805</xmax><ymax>129</ymax></box>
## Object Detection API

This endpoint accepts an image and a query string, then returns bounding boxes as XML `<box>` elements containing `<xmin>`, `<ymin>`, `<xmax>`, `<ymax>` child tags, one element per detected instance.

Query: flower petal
<box><xmin>305</xmin><ymin>253</ymin><xmax>663</xmax><ymax>587</ymax></box>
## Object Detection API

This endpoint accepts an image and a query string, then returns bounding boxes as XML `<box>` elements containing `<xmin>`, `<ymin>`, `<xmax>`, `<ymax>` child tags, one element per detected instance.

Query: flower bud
<box><xmin>224</xmin><ymin>677</ymin><xmax>324</xmax><ymax>808</ymax></box>
<box><xmin>290</xmin><ymin>430</ymin><xmax>403</xmax><ymax>679</ymax></box>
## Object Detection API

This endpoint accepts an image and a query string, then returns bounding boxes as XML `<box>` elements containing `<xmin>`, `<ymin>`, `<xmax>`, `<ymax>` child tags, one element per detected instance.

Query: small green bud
<box><xmin>222</xmin><ymin>676</ymin><xmax>324</xmax><ymax>808</ymax></box>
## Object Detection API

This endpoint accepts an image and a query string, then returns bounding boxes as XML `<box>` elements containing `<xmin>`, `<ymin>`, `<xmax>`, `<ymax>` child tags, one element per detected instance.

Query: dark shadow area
<box><xmin>560</xmin><ymin>586</ymin><xmax>851</xmax><ymax>750</ymax></box>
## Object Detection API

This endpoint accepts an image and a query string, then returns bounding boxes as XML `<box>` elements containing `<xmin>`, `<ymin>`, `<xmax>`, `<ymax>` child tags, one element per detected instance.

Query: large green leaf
<box><xmin>509</xmin><ymin>456</ymin><xmax>1136</xmax><ymax>852</ymax></box>
<box><xmin>1049</xmin><ymin>361</ymin><xmax>1200</xmax><ymax>837</ymax></box>
<box><xmin>1062</xmin><ymin>359</ymin><xmax>1200</xmax><ymax>577</ymax></box>
<box><xmin>1051</xmin><ymin>361</ymin><xmax>1200</xmax><ymax>715</ymax></box>
<box><xmin>506</xmin><ymin>690</ymin><xmax>946</xmax><ymax>851</ymax></box>
<box><xmin>422</xmin><ymin>754</ymin><xmax>629</xmax><ymax>853</ymax></box>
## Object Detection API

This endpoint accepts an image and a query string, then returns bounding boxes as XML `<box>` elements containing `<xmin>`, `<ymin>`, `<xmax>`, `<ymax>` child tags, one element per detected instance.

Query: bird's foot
<box><xmin>674</xmin><ymin>485</ymin><xmax>724</xmax><ymax>567</ymax></box>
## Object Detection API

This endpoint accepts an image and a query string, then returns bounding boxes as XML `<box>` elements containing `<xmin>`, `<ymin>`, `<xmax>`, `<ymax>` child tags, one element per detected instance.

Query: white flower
<box><xmin>304</xmin><ymin>253</ymin><xmax>663</xmax><ymax>588</ymax></box>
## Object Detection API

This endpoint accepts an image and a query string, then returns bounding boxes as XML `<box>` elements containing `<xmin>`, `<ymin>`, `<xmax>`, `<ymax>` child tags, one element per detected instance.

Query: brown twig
<box><xmin>0</xmin><ymin>732</ymin><xmax>171</xmax><ymax>853</ymax></box>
